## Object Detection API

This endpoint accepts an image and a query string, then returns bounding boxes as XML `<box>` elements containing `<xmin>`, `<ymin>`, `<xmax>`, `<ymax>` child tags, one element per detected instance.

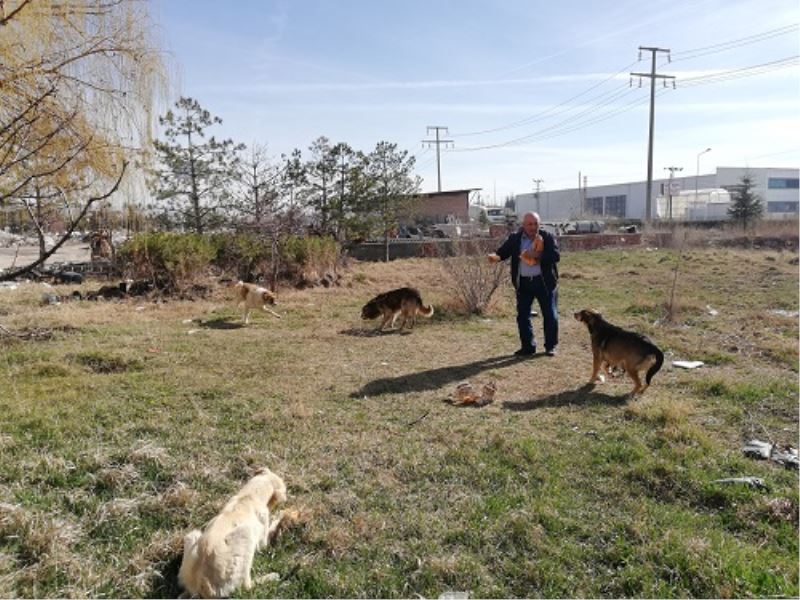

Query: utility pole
<box><xmin>422</xmin><ymin>126</ymin><xmax>453</xmax><ymax>192</ymax></box>
<box><xmin>631</xmin><ymin>47</ymin><xmax>675</xmax><ymax>223</ymax></box>
<box><xmin>664</xmin><ymin>166</ymin><xmax>683</xmax><ymax>220</ymax></box>
<box><xmin>583</xmin><ymin>175</ymin><xmax>588</xmax><ymax>216</ymax></box>
<box><xmin>532</xmin><ymin>178</ymin><xmax>543</xmax><ymax>214</ymax></box>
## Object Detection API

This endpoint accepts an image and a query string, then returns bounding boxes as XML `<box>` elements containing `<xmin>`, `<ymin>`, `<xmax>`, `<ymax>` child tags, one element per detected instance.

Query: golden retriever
<box><xmin>232</xmin><ymin>281</ymin><xmax>279</xmax><ymax>324</ymax></box>
<box><xmin>178</xmin><ymin>467</ymin><xmax>289</xmax><ymax>598</ymax></box>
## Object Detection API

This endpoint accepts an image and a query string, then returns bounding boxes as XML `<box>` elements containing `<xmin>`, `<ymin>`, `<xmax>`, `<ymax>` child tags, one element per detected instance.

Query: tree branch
<box><xmin>0</xmin><ymin>161</ymin><xmax>127</xmax><ymax>281</ymax></box>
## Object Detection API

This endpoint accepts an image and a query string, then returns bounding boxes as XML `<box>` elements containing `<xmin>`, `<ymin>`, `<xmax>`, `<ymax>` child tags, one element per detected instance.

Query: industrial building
<box><xmin>514</xmin><ymin>166</ymin><xmax>799</xmax><ymax>222</ymax></box>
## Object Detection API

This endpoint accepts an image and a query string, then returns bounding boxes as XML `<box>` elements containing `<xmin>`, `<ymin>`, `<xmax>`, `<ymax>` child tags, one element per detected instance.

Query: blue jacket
<box><xmin>495</xmin><ymin>228</ymin><xmax>560</xmax><ymax>291</ymax></box>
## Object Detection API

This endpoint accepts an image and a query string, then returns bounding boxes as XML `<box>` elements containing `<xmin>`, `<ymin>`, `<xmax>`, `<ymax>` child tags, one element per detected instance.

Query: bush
<box><xmin>440</xmin><ymin>239</ymin><xmax>505</xmax><ymax>315</ymax></box>
<box><xmin>118</xmin><ymin>232</ymin><xmax>342</xmax><ymax>291</ymax></box>
<box><xmin>210</xmin><ymin>233</ymin><xmax>274</xmax><ymax>282</ymax></box>
<box><xmin>280</xmin><ymin>235</ymin><xmax>340</xmax><ymax>285</ymax></box>
<box><xmin>118</xmin><ymin>232</ymin><xmax>217</xmax><ymax>290</ymax></box>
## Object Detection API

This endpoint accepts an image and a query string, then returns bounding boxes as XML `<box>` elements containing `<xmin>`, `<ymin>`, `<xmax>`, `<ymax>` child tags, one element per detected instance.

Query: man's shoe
<box><xmin>545</xmin><ymin>347</ymin><xmax>557</xmax><ymax>357</ymax></box>
<box><xmin>514</xmin><ymin>347</ymin><xmax>537</xmax><ymax>357</ymax></box>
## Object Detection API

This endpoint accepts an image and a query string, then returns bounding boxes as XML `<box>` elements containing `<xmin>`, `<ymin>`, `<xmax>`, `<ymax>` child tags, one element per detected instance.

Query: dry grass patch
<box><xmin>0</xmin><ymin>247</ymin><xmax>797</xmax><ymax>598</ymax></box>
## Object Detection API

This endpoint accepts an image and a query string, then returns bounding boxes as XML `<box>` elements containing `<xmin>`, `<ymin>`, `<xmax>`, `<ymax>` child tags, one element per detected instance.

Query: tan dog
<box><xmin>178</xmin><ymin>468</ymin><xmax>289</xmax><ymax>598</ymax></box>
<box><xmin>573</xmin><ymin>309</ymin><xmax>664</xmax><ymax>395</ymax></box>
<box><xmin>232</xmin><ymin>281</ymin><xmax>280</xmax><ymax>324</ymax></box>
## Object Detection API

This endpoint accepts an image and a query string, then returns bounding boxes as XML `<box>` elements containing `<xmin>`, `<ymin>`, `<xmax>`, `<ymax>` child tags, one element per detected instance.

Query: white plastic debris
<box><xmin>182</xmin><ymin>319</ymin><xmax>194</xmax><ymax>324</ymax></box>
<box><xmin>187</xmin><ymin>329</ymin><xmax>201</xmax><ymax>335</ymax></box>
<box><xmin>673</xmin><ymin>360</ymin><xmax>704</xmax><ymax>369</ymax></box>
<box><xmin>743</xmin><ymin>439</ymin><xmax>799</xmax><ymax>470</ymax></box>
<box><xmin>769</xmin><ymin>309</ymin><xmax>799</xmax><ymax>318</ymax></box>
<box><xmin>712</xmin><ymin>477</ymin><xmax>767</xmax><ymax>490</ymax></box>
<box><xmin>706</xmin><ymin>304</ymin><xmax>718</xmax><ymax>316</ymax></box>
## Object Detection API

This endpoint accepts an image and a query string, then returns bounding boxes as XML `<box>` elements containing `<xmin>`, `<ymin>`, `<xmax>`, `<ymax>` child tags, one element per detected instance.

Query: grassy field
<box><xmin>0</xmin><ymin>246</ymin><xmax>797</xmax><ymax>598</ymax></box>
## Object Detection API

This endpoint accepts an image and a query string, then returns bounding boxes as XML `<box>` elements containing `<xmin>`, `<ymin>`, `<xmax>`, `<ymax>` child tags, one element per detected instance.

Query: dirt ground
<box><xmin>0</xmin><ymin>240</ymin><xmax>91</xmax><ymax>271</ymax></box>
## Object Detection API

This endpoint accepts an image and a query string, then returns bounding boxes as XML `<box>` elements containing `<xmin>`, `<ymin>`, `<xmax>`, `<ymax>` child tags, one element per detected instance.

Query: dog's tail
<box><xmin>418</xmin><ymin>302</ymin><xmax>434</xmax><ymax>317</ymax></box>
<box><xmin>645</xmin><ymin>346</ymin><xmax>664</xmax><ymax>385</ymax></box>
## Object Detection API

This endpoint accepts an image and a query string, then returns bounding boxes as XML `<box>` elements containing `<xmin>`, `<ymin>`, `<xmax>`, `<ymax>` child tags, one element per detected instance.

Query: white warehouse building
<box><xmin>514</xmin><ymin>166</ymin><xmax>799</xmax><ymax>222</ymax></box>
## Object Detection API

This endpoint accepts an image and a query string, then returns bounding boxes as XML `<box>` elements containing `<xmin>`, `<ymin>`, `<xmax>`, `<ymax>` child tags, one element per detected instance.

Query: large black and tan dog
<box><xmin>574</xmin><ymin>309</ymin><xmax>664</xmax><ymax>395</ymax></box>
<box><xmin>361</xmin><ymin>287</ymin><xmax>434</xmax><ymax>331</ymax></box>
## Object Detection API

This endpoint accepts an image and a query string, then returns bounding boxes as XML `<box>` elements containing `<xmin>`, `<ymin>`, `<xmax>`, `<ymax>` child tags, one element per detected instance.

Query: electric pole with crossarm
<box><xmin>631</xmin><ymin>46</ymin><xmax>675</xmax><ymax>223</ymax></box>
<box><xmin>422</xmin><ymin>126</ymin><xmax>453</xmax><ymax>192</ymax></box>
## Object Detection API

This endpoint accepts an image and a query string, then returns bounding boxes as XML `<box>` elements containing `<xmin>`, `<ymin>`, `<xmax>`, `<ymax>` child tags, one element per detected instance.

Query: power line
<box><xmin>678</xmin><ymin>55</ymin><xmax>800</xmax><ymax>87</ymax></box>
<box><xmin>451</xmin><ymin>25</ymin><xmax>798</xmax><ymax>141</ymax></box>
<box><xmin>450</xmin><ymin>60</ymin><xmax>639</xmax><ymax>137</ymax></box>
<box><xmin>437</xmin><ymin>54</ymin><xmax>794</xmax><ymax>156</ymax></box>
<box><xmin>667</xmin><ymin>23</ymin><xmax>799</xmax><ymax>63</ymax></box>
<box><xmin>451</xmin><ymin>86</ymin><xmax>637</xmax><ymax>152</ymax></box>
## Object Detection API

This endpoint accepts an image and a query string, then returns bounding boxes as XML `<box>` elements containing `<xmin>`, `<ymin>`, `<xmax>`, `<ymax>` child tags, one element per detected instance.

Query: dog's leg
<box><xmin>265</xmin><ymin>511</ymin><xmax>286</xmax><ymax>545</ymax></box>
<box><xmin>262</xmin><ymin>306</ymin><xmax>282</xmax><ymax>319</ymax></box>
<box><xmin>590</xmin><ymin>351</ymin><xmax>603</xmax><ymax>383</ymax></box>
<box><xmin>628</xmin><ymin>368</ymin><xmax>644</xmax><ymax>394</ymax></box>
<box><xmin>377</xmin><ymin>313</ymin><xmax>391</xmax><ymax>331</ymax></box>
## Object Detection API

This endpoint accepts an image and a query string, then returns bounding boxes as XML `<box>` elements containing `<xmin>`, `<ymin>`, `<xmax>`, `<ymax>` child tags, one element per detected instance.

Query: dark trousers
<box><xmin>516</xmin><ymin>276</ymin><xmax>558</xmax><ymax>351</ymax></box>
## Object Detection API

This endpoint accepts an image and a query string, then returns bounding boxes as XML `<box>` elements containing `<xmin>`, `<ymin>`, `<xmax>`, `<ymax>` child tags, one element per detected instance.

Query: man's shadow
<box><xmin>502</xmin><ymin>383</ymin><xmax>628</xmax><ymax>411</ymax></box>
<box><xmin>350</xmin><ymin>353</ymin><xmax>535</xmax><ymax>398</ymax></box>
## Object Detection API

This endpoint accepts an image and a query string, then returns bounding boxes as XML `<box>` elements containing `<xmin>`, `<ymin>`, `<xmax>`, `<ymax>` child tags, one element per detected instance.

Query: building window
<box><xmin>768</xmin><ymin>178</ymin><xmax>799</xmax><ymax>189</ymax></box>
<box><xmin>767</xmin><ymin>201</ymin><xmax>799</xmax><ymax>213</ymax></box>
<box><xmin>604</xmin><ymin>195</ymin><xmax>626</xmax><ymax>218</ymax></box>
<box><xmin>585</xmin><ymin>197</ymin><xmax>603</xmax><ymax>215</ymax></box>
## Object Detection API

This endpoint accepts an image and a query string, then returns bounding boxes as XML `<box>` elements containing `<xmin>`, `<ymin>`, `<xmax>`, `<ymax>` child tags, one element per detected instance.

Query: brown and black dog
<box><xmin>361</xmin><ymin>287</ymin><xmax>434</xmax><ymax>331</ymax></box>
<box><xmin>574</xmin><ymin>309</ymin><xmax>663</xmax><ymax>394</ymax></box>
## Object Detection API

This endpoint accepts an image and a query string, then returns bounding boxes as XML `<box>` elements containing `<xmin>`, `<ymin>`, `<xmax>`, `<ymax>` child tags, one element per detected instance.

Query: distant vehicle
<box><xmin>485</xmin><ymin>207</ymin><xmax>510</xmax><ymax>224</ymax></box>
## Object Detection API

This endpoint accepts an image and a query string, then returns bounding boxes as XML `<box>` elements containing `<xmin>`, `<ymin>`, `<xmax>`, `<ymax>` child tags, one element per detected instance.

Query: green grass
<box><xmin>0</xmin><ymin>248</ymin><xmax>797</xmax><ymax>598</ymax></box>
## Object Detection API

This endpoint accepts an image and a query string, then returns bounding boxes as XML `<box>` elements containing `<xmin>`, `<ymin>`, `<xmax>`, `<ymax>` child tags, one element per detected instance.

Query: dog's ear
<box><xmin>262</xmin><ymin>290</ymin><xmax>276</xmax><ymax>305</ymax></box>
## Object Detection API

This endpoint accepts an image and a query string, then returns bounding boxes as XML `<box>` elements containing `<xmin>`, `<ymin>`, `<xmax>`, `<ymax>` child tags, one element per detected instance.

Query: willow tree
<box><xmin>0</xmin><ymin>0</ymin><xmax>165</xmax><ymax>279</ymax></box>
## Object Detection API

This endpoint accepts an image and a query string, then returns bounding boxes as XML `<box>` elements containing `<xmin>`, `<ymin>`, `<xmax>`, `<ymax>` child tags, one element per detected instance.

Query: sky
<box><xmin>150</xmin><ymin>0</ymin><xmax>800</xmax><ymax>205</ymax></box>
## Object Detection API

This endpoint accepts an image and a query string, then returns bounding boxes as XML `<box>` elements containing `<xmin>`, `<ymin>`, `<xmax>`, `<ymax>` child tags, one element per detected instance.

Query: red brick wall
<box><xmin>412</xmin><ymin>192</ymin><xmax>469</xmax><ymax>223</ymax></box>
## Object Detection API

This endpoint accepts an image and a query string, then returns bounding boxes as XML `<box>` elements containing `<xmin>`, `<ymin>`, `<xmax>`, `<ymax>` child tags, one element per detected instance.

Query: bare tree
<box><xmin>0</xmin><ymin>0</ymin><xmax>165</xmax><ymax>279</ymax></box>
<box><xmin>233</xmin><ymin>143</ymin><xmax>282</xmax><ymax>227</ymax></box>
<box><xmin>441</xmin><ymin>239</ymin><xmax>506</xmax><ymax>315</ymax></box>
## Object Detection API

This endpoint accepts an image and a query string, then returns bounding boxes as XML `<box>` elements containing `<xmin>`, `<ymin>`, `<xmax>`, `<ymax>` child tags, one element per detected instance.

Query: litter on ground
<box><xmin>673</xmin><ymin>360</ymin><xmax>705</xmax><ymax>369</ymax></box>
<box><xmin>712</xmin><ymin>477</ymin><xmax>768</xmax><ymax>490</ymax></box>
<box><xmin>743</xmin><ymin>439</ymin><xmax>799</xmax><ymax>470</ymax></box>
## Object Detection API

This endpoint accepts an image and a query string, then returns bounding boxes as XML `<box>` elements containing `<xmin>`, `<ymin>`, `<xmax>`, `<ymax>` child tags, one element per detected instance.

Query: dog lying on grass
<box><xmin>178</xmin><ymin>467</ymin><xmax>297</xmax><ymax>598</ymax></box>
<box><xmin>360</xmin><ymin>286</ymin><xmax>434</xmax><ymax>331</ymax></box>
<box><xmin>573</xmin><ymin>309</ymin><xmax>664</xmax><ymax>395</ymax></box>
<box><xmin>232</xmin><ymin>281</ymin><xmax>280</xmax><ymax>324</ymax></box>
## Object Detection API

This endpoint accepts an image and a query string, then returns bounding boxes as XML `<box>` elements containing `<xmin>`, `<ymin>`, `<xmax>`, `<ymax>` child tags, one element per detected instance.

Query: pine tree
<box><xmin>151</xmin><ymin>97</ymin><xmax>243</xmax><ymax>234</ymax></box>
<box><xmin>727</xmin><ymin>173</ymin><xmax>763</xmax><ymax>231</ymax></box>
<box><xmin>361</xmin><ymin>142</ymin><xmax>421</xmax><ymax>262</ymax></box>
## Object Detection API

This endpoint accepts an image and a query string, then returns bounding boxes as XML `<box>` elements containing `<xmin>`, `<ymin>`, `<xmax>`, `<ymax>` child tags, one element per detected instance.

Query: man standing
<box><xmin>488</xmin><ymin>212</ymin><xmax>560</xmax><ymax>357</ymax></box>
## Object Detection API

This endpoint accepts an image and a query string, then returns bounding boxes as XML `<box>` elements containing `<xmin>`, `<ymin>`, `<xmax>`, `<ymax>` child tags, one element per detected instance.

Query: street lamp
<box><xmin>695</xmin><ymin>147</ymin><xmax>712</xmax><ymax>201</ymax></box>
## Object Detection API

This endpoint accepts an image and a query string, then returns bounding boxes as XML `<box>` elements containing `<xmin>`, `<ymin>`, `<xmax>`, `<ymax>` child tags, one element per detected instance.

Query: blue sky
<box><xmin>151</xmin><ymin>0</ymin><xmax>799</xmax><ymax>204</ymax></box>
